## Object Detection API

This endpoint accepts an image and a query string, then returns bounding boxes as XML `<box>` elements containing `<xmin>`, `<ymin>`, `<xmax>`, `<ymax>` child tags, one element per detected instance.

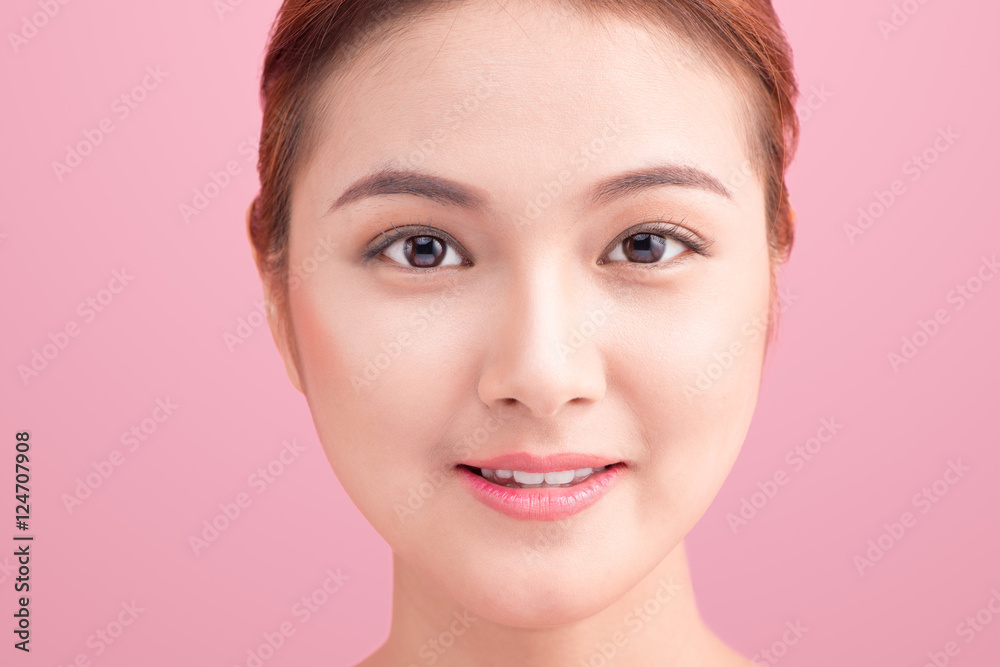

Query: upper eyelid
<box><xmin>367</xmin><ymin>219</ymin><xmax>711</xmax><ymax>263</ymax></box>
<box><xmin>605</xmin><ymin>220</ymin><xmax>702</xmax><ymax>250</ymax></box>
<box><xmin>366</xmin><ymin>223</ymin><xmax>469</xmax><ymax>260</ymax></box>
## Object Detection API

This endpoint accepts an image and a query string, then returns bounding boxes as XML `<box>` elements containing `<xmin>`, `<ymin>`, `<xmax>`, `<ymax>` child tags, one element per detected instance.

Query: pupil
<box><xmin>407</xmin><ymin>236</ymin><xmax>445</xmax><ymax>267</ymax></box>
<box><xmin>625</xmin><ymin>234</ymin><xmax>666</xmax><ymax>263</ymax></box>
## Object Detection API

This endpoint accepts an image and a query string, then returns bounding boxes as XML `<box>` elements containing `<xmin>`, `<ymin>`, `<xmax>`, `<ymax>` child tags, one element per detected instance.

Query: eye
<box><xmin>367</xmin><ymin>224</ymin><xmax>470</xmax><ymax>270</ymax></box>
<box><xmin>602</xmin><ymin>233</ymin><xmax>686</xmax><ymax>264</ymax></box>
<box><xmin>383</xmin><ymin>235</ymin><xmax>465</xmax><ymax>268</ymax></box>
<box><xmin>365</xmin><ymin>219</ymin><xmax>710</xmax><ymax>271</ymax></box>
<box><xmin>598</xmin><ymin>220</ymin><xmax>708</xmax><ymax>267</ymax></box>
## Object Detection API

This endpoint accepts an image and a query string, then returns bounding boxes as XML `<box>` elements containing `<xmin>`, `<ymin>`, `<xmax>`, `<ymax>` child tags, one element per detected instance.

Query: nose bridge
<box><xmin>478</xmin><ymin>260</ymin><xmax>607</xmax><ymax>418</ymax></box>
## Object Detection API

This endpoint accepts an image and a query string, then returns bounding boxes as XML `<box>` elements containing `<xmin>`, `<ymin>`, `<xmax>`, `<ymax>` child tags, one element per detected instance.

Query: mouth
<box><xmin>454</xmin><ymin>459</ymin><xmax>627</xmax><ymax>521</ymax></box>
<box><xmin>457</xmin><ymin>463</ymin><xmax>624</xmax><ymax>489</ymax></box>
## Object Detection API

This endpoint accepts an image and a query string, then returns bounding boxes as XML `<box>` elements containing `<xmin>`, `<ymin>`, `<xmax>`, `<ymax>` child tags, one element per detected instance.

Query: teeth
<box><xmin>477</xmin><ymin>465</ymin><xmax>613</xmax><ymax>488</ymax></box>
<box><xmin>512</xmin><ymin>470</ymin><xmax>544</xmax><ymax>485</ymax></box>
<box><xmin>543</xmin><ymin>470</ymin><xmax>575</xmax><ymax>485</ymax></box>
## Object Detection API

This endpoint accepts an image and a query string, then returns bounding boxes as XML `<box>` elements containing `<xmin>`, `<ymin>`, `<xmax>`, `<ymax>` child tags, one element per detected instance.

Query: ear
<box><xmin>247</xmin><ymin>202</ymin><xmax>304</xmax><ymax>394</ymax></box>
<box><xmin>265</xmin><ymin>296</ymin><xmax>304</xmax><ymax>394</ymax></box>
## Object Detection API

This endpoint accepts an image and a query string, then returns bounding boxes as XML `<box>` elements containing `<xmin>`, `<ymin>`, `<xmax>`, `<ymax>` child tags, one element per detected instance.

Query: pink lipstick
<box><xmin>456</xmin><ymin>453</ymin><xmax>626</xmax><ymax>521</ymax></box>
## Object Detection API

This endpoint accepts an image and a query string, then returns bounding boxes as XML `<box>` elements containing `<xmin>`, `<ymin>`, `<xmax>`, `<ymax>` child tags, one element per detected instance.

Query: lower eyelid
<box><xmin>376</xmin><ymin>236</ymin><xmax>469</xmax><ymax>270</ymax></box>
<box><xmin>603</xmin><ymin>234</ymin><xmax>690</xmax><ymax>264</ymax></box>
<box><xmin>371</xmin><ymin>228</ymin><xmax>699</xmax><ymax>270</ymax></box>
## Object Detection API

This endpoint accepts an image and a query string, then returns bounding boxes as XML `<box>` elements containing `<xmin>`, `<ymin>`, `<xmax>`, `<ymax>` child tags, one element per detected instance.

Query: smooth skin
<box><xmin>261</xmin><ymin>1</ymin><xmax>768</xmax><ymax>665</ymax></box>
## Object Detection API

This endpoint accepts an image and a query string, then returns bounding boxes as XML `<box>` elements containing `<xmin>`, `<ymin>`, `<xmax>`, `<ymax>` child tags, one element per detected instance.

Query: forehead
<box><xmin>298</xmin><ymin>0</ymin><xmax>756</xmax><ymax>216</ymax></box>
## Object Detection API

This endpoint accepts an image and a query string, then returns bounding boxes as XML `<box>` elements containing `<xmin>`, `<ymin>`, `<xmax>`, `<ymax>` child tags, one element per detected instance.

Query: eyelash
<box><xmin>362</xmin><ymin>216</ymin><xmax>713</xmax><ymax>272</ymax></box>
<box><xmin>601</xmin><ymin>216</ymin><xmax>713</xmax><ymax>266</ymax></box>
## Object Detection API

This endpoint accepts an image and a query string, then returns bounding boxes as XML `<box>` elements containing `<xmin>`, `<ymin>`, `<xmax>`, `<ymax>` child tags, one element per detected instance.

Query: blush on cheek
<box><xmin>688</xmin><ymin>334</ymin><xmax>766</xmax><ymax>458</ymax></box>
<box><xmin>677</xmin><ymin>303</ymin><xmax>769</xmax><ymax>400</ymax></box>
<box><xmin>288</xmin><ymin>275</ymin><xmax>381</xmax><ymax>396</ymax></box>
<box><xmin>292</xmin><ymin>293</ymin><xmax>462</xmax><ymax>508</ymax></box>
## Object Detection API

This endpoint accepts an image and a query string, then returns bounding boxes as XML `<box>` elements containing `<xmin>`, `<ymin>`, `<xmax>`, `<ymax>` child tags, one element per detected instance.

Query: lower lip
<box><xmin>456</xmin><ymin>464</ymin><xmax>625</xmax><ymax>521</ymax></box>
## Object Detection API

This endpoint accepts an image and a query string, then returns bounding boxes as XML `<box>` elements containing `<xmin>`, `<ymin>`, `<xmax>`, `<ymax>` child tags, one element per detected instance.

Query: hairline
<box><xmin>291</xmin><ymin>1</ymin><xmax>774</xmax><ymax>199</ymax></box>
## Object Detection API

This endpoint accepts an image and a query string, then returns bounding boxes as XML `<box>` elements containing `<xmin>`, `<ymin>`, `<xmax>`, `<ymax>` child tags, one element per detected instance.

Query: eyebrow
<box><xmin>587</xmin><ymin>163</ymin><xmax>734</xmax><ymax>207</ymax></box>
<box><xmin>328</xmin><ymin>167</ymin><xmax>490</xmax><ymax>215</ymax></box>
<box><xmin>326</xmin><ymin>161</ymin><xmax>733</xmax><ymax>216</ymax></box>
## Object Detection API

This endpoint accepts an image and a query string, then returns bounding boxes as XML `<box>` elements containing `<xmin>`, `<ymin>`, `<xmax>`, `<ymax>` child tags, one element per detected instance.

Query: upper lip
<box><xmin>458</xmin><ymin>452</ymin><xmax>623</xmax><ymax>473</ymax></box>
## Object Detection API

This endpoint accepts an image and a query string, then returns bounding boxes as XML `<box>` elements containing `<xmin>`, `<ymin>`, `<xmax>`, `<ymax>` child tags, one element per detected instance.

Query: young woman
<box><xmin>247</xmin><ymin>0</ymin><xmax>799</xmax><ymax>664</ymax></box>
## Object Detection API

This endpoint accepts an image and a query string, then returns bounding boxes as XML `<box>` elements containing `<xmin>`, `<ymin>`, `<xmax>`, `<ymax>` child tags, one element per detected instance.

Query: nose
<box><xmin>477</xmin><ymin>265</ymin><xmax>608</xmax><ymax>419</ymax></box>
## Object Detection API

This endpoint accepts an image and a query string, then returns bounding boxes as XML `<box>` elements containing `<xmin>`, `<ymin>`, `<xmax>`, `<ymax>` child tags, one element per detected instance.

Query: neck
<box><xmin>372</xmin><ymin>540</ymin><xmax>736</xmax><ymax>667</ymax></box>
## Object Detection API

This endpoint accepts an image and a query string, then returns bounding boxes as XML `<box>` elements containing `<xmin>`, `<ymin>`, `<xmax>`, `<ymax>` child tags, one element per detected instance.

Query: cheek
<box><xmin>287</xmin><ymin>273</ymin><xmax>469</xmax><ymax>528</ymax></box>
<box><xmin>613</xmin><ymin>268</ymin><xmax>770</xmax><ymax>519</ymax></box>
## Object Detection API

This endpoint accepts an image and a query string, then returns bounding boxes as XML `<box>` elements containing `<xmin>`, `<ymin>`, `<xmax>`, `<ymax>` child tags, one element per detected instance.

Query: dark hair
<box><xmin>249</xmin><ymin>0</ymin><xmax>799</xmax><ymax>342</ymax></box>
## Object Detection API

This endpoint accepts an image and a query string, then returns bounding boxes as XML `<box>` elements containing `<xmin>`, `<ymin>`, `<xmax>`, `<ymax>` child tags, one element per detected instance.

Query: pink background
<box><xmin>2</xmin><ymin>1</ymin><xmax>998</xmax><ymax>665</ymax></box>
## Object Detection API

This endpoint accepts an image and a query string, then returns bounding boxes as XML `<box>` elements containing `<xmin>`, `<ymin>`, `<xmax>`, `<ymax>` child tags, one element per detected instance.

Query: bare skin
<box><xmin>260</xmin><ymin>1</ymin><xmax>773</xmax><ymax>665</ymax></box>
<box><xmin>357</xmin><ymin>542</ymin><xmax>755</xmax><ymax>667</ymax></box>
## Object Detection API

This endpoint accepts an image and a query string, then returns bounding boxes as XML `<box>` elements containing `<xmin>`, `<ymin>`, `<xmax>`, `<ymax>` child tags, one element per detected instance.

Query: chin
<box><xmin>411</xmin><ymin>526</ymin><xmax>664</xmax><ymax>627</ymax></box>
<box><xmin>456</xmin><ymin>573</ymin><xmax>630</xmax><ymax>628</ymax></box>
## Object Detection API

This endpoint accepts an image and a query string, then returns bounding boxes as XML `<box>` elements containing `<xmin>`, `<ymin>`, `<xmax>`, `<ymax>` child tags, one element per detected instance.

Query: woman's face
<box><xmin>273</xmin><ymin>0</ymin><xmax>771</xmax><ymax>625</ymax></box>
